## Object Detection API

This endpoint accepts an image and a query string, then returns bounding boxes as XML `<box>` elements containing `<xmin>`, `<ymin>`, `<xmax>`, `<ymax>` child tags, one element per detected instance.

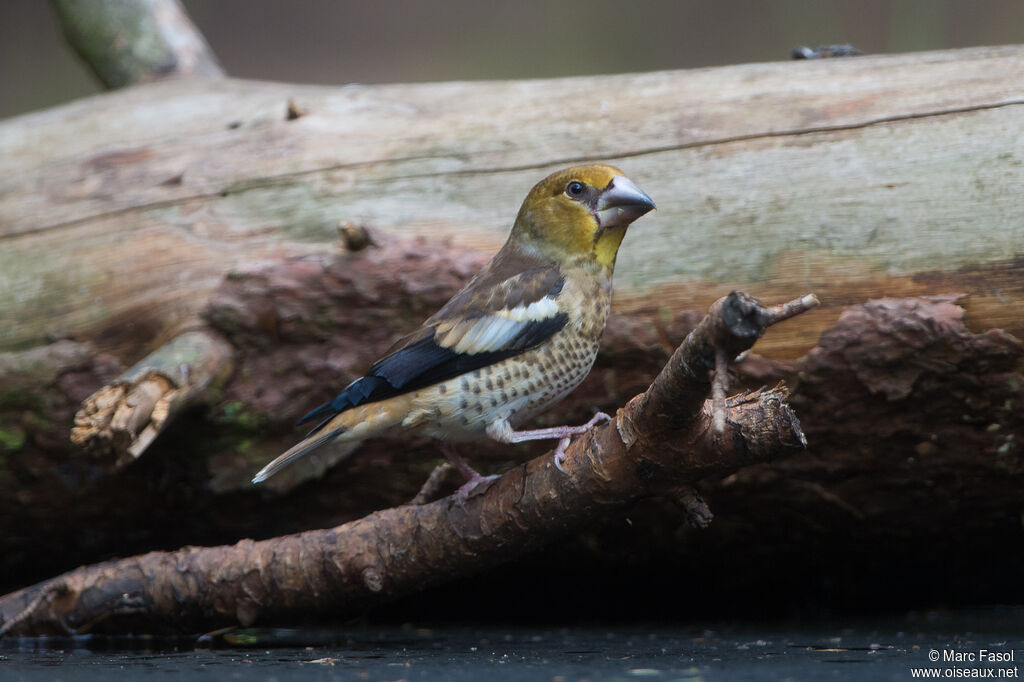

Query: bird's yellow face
<box><xmin>511</xmin><ymin>164</ymin><xmax>656</xmax><ymax>270</ymax></box>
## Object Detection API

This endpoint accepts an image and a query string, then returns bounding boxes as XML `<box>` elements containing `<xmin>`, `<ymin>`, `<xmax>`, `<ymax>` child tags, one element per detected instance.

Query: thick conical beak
<box><xmin>595</xmin><ymin>175</ymin><xmax>656</xmax><ymax>228</ymax></box>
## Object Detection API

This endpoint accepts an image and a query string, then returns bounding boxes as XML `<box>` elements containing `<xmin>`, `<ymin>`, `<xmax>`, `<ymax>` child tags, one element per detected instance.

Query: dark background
<box><xmin>3</xmin><ymin>0</ymin><xmax>1024</xmax><ymax>119</ymax></box>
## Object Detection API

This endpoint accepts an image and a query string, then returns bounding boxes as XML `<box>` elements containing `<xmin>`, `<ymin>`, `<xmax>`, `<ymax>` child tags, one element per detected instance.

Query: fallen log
<box><xmin>3</xmin><ymin>46</ymin><xmax>1023</xmax><ymax>360</ymax></box>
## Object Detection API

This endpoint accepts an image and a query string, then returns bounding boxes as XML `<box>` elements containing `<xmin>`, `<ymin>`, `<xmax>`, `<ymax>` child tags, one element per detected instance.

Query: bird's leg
<box><xmin>487</xmin><ymin>412</ymin><xmax>611</xmax><ymax>473</ymax></box>
<box><xmin>409</xmin><ymin>462</ymin><xmax>454</xmax><ymax>506</ymax></box>
<box><xmin>440</xmin><ymin>443</ymin><xmax>499</xmax><ymax>504</ymax></box>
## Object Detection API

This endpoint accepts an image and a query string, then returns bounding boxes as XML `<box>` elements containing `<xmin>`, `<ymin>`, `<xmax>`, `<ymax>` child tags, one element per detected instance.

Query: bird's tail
<box><xmin>251</xmin><ymin>427</ymin><xmax>347</xmax><ymax>483</ymax></box>
<box><xmin>251</xmin><ymin>396</ymin><xmax>411</xmax><ymax>483</ymax></box>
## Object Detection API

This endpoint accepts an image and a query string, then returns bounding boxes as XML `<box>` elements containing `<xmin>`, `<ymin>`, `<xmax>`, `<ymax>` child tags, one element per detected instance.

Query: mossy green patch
<box><xmin>215</xmin><ymin>401</ymin><xmax>263</xmax><ymax>431</ymax></box>
<box><xmin>158</xmin><ymin>181</ymin><xmax>340</xmax><ymax>244</ymax></box>
<box><xmin>0</xmin><ymin>424</ymin><xmax>26</xmax><ymax>452</ymax></box>
<box><xmin>0</xmin><ymin>390</ymin><xmax>30</xmax><ymax>411</ymax></box>
<box><xmin>0</xmin><ymin>248</ymin><xmax>110</xmax><ymax>352</ymax></box>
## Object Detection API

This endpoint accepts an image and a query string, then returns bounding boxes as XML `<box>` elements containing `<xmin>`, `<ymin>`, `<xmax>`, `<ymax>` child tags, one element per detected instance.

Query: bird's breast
<box><xmin>408</xmin><ymin>274</ymin><xmax>612</xmax><ymax>440</ymax></box>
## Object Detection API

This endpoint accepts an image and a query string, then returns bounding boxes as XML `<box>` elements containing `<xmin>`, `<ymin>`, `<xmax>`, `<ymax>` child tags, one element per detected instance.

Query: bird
<box><xmin>252</xmin><ymin>164</ymin><xmax>655</xmax><ymax>498</ymax></box>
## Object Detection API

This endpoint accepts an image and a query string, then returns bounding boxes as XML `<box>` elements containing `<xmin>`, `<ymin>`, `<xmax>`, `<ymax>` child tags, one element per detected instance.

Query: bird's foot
<box><xmin>484</xmin><ymin>411</ymin><xmax>612</xmax><ymax>475</ymax></box>
<box><xmin>441</xmin><ymin>444</ymin><xmax>499</xmax><ymax>505</ymax></box>
<box><xmin>409</xmin><ymin>462</ymin><xmax>455</xmax><ymax>505</ymax></box>
<box><xmin>578</xmin><ymin>410</ymin><xmax>612</xmax><ymax>432</ymax></box>
<box><xmin>550</xmin><ymin>411</ymin><xmax>611</xmax><ymax>473</ymax></box>
<box><xmin>552</xmin><ymin>437</ymin><xmax>572</xmax><ymax>473</ymax></box>
<box><xmin>456</xmin><ymin>472</ymin><xmax>501</xmax><ymax>505</ymax></box>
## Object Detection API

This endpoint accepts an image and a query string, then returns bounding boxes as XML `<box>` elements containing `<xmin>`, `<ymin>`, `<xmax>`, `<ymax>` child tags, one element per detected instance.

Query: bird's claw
<box><xmin>456</xmin><ymin>473</ymin><xmax>500</xmax><ymax>506</ymax></box>
<box><xmin>553</xmin><ymin>437</ymin><xmax>571</xmax><ymax>473</ymax></box>
<box><xmin>552</xmin><ymin>411</ymin><xmax>612</xmax><ymax>474</ymax></box>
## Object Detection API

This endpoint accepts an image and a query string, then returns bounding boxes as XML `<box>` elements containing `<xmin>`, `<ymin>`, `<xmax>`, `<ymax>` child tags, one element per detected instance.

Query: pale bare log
<box><xmin>2</xmin><ymin>46</ymin><xmax>1022</xmax><ymax>360</ymax></box>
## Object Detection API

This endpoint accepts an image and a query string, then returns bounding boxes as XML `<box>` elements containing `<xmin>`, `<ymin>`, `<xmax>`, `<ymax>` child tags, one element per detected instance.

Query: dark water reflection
<box><xmin>3</xmin><ymin>608</ymin><xmax>1023</xmax><ymax>681</ymax></box>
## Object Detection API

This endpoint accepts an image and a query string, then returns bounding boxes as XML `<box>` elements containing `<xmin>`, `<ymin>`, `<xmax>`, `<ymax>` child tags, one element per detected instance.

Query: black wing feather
<box><xmin>297</xmin><ymin>375</ymin><xmax>390</xmax><ymax>428</ymax></box>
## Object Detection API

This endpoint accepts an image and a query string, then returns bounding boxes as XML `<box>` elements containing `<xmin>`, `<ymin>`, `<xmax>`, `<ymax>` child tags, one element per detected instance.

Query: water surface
<box><xmin>4</xmin><ymin>609</ymin><xmax>1022</xmax><ymax>681</ymax></box>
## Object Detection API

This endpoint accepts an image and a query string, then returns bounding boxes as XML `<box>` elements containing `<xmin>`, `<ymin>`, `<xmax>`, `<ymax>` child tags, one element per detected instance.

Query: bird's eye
<box><xmin>565</xmin><ymin>181</ymin><xmax>585</xmax><ymax>197</ymax></box>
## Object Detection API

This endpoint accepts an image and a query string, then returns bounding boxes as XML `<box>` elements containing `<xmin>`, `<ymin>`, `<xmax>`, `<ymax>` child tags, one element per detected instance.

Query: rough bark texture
<box><xmin>0</xmin><ymin>294</ymin><xmax>807</xmax><ymax>636</ymax></box>
<box><xmin>673</xmin><ymin>295</ymin><xmax>1024</xmax><ymax>616</ymax></box>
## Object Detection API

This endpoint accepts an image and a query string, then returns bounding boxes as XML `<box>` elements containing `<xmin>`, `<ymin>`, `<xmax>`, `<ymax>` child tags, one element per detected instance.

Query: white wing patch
<box><xmin>440</xmin><ymin>296</ymin><xmax>560</xmax><ymax>355</ymax></box>
<box><xmin>498</xmin><ymin>296</ymin><xmax>560</xmax><ymax>323</ymax></box>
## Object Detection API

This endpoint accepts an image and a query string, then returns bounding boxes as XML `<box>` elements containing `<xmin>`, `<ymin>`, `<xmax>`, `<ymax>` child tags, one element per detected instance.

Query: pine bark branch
<box><xmin>0</xmin><ymin>293</ymin><xmax>811</xmax><ymax>636</ymax></box>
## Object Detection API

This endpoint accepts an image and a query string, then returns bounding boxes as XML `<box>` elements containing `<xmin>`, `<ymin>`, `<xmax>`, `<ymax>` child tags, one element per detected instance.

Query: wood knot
<box><xmin>285</xmin><ymin>99</ymin><xmax>307</xmax><ymax>120</ymax></box>
<box><xmin>615</xmin><ymin>403</ymin><xmax>640</xmax><ymax>449</ymax></box>
<box><xmin>337</xmin><ymin>221</ymin><xmax>375</xmax><ymax>252</ymax></box>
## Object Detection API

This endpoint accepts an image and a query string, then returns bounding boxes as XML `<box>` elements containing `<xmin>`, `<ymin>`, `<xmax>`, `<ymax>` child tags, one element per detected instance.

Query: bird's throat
<box><xmin>594</xmin><ymin>226</ymin><xmax>627</xmax><ymax>269</ymax></box>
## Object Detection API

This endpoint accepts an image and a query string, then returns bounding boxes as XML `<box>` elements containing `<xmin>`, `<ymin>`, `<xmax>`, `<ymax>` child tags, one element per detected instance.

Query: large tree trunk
<box><xmin>1</xmin><ymin>45</ymin><xmax>1021</xmax><ymax>617</ymax></box>
<box><xmin>3</xmin><ymin>45</ymin><xmax>1022</xmax><ymax>357</ymax></box>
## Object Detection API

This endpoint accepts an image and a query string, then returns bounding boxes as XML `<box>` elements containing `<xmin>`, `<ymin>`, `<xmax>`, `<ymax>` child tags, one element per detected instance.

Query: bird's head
<box><xmin>510</xmin><ymin>164</ymin><xmax>656</xmax><ymax>270</ymax></box>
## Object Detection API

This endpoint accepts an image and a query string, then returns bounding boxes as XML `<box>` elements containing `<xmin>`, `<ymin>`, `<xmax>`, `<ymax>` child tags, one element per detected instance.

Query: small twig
<box><xmin>630</xmin><ymin>291</ymin><xmax>818</xmax><ymax>452</ymax></box>
<box><xmin>409</xmin><ymin>462</ymin><xmax>454</xmax><ymax>505</ymax></box>
<box><xmin>670</xmin><ymin>486</ymin><xmax>714</xmax><ymax>529</ymax></box>
<box><xmin>706</xmin><ymin>293</ymin><xmax>816</xmax><ymax>434</ymax></box>
<box><xmin>72</xmin><ymin>329</ymin><xmax>234</xmax><ymax>466</ymax></box>
<box><xmin>791</xmin><ymin>480</ymin><xmax>866</xmax><ymax>520</ymax></box>
<box><xmin>766</xmin><ymin>294</ymin><xmax>820</xmax><ymax>325</ymax></box>
<box><xmin>727</xmin><ymin>386</ymin><xmax>764</xmax><ymax>407</ymax></box>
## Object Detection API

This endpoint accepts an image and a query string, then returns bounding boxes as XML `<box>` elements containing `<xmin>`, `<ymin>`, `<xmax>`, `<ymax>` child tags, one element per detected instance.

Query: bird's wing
<box><xmin>298</xmin><ymin>255</ymin><xmax>567</xmax><ymax>431</ymax></box>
